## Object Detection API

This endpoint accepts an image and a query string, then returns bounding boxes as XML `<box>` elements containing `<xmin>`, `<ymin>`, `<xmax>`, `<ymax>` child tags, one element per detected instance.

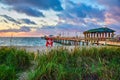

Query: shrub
<box><xmin>0</xmin><ymin>64</ymin><xmax>16</xmax><ymax>80</ymax></box>
<box><xmin>0</xmin><ymin>47</ymin><xmax>34</xmax><ymax>79</ymax></box>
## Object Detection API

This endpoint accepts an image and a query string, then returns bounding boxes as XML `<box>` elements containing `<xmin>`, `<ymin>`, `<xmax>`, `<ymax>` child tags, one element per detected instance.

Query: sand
<box><xmin>0</xmin><ymin>46</ymin><xmax>81</xmax><ymax>53</ymax></box>
<box><xmin>0</xmin><ymin>45</ymin><xmax>105</xmax><ymax>53</ymax></box>
<box><xmin>16</xmin><ymin>46</ymin><xmax>76</xmax><ymax>53</ymax></box>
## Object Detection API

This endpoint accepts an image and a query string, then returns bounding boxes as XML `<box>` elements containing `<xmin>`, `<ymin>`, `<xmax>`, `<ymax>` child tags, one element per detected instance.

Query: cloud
<box><xmin>1</xmin><ymin>0</ymin><xmax>63</xmax><ymax>11</ymax></box>
<box><xmin>98</xmin><ymin>0</ymin><xmax>120</xmax><ymax>24</ymax></box>
<box><xmin>0</xmin><ymin>19</ymin><xmax>8</xmax><ymax>23</ymax></box>
<box><xmin>57</xmin><ymin>1</ymin><xmax>105</xmax><ymax>32</ymax></box>
<box><xmin>0</xmin><ymin>26</ymin><xmax>31</xmax><ymax>32</ymax></box>
<box><xmin>38</xmin><ymin>22</ymin><xmax>101</xmax><ymax>33</ymax></box>
<box><xmin>20</xmin><ymin>26</ymin><xmax>31</xmax><ymax>32</ymax></box>
<box><xmin>13</xmin><ymin>5</ymin><xmax>44</xmax><ymax>17</ymax></box>
<box><xmin>0</xmin><ymin>15</ymin><xmax>37</xmax><ymax>25</ymax></box>
<box><xmin>13</xmin><ymin>6</ymin><xmax>44</xmax><ymax>17</ymax></box>
<box><xmin>58</xmin><ymin>1</ymin><xmax>105</xmax><ymax>20</ymax></box>
<box><xmin>20</xmin><ymin>19</ymin><xmax>36</xmax><ymax>25</ymax></box>
<box><xmin>57</xmin><ymin>1</ymin><xmax>105</xmax><ymax>29</ymax></box>
<box><xmin>35</xmin><ymin>0</ymin><xmax>119</xmax><ymax>35</ymax></box>
<box><xmin>40</xmin><ymin>26</ymin><xmax>55</xmax><ymax>29</ymax></box>
<box><xmin>0</xmin><ymin>0</ymin><xmax>63</xmax><ymax>17</ymax></box>
<box><xmin>56</xmin><ymin>23</ymin><xmax>101</xmax><ymax>31</ymax></box>
<box><xmin>98</xmin><ymin>0</ymin><xmax>120</xmax><ymax>7</ymax></box>
<box><xmin>35</xmin><ymin>22</ymin><xmax>102</xmax><ymax>36</ymax></box>
<box><xmin>0</xmin><ymin>15</ymin><xmax>21</xmax><ymax>24</ymax></box>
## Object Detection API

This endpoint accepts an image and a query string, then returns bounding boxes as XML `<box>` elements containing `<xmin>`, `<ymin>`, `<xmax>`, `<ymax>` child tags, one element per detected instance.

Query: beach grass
<box><xmin>0</xmin><ymin>47</ymin><xmax>34</xmax><ymax>80</ymax></box>
<box><xmin>29</xmin><ymin>46</ymin><xmax>120</xmax><ymax>80</ymax></box>
<box><xmin>0</xmin><ymin>46</ymin><xmax>120</xmax><ymax>80</ymax></box>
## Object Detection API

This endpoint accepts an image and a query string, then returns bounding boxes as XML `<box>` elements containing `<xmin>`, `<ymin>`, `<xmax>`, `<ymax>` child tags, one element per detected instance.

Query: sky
<box><xmin>0</xmin><ymin>0</ymin><xmax>120</xmax><ymax>37</ymax></box>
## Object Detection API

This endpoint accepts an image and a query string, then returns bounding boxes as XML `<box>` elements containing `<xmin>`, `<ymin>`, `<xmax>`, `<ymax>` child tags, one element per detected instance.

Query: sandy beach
<box><xmin>0</xmin><ymin>45</ymin><xmax>106</xmax><ymax>53</ymax></box>
<box><xmin>0</xmin><ymin>46</ymin><xmax>75</xmax><ymax>53</ymax></box>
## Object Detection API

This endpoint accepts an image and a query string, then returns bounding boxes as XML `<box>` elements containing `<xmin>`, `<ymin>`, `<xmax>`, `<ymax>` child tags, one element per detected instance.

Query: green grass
<box><xmin>0</xmin><ymin>46</ymin><xmax>120</xmax><ymax>80</ymax></box>
<box><xmin>0</xmin><ymin>64</ymin><xmax>16</xmax><ymax>80</ymax></box>
<box><xmin>29</xmin><ymin>46</ymin><xmax>120</xmax><ymax>80</ymax></box>
<box><xmin>0</xmin><ymin>47</ymin><xmax>34</xmax><ymax>80</ymax></box>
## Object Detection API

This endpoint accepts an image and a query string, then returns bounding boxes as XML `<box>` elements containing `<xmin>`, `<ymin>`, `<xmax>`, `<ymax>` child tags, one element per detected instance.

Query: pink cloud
<box><xmin>104</xmin><ymin>12</ymin><xmax>118</xmax><ymax>25</ymax></box>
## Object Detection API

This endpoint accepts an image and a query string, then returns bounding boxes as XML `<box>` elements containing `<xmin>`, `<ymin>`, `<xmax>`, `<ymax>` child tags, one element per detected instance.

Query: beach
<box><xmin>0</xmin><ymin>45</ymin><xmax>106</xmax><ymax>53</ymax></box>
<box><xmin>0</xmin><ymin>46</ymin><xmax>75</xmax><ymax>53</ymax></box>
<box><xmin>0</xmin><ymin>45</ymin><xmax>120</xmax><ymax>80</ymax></box>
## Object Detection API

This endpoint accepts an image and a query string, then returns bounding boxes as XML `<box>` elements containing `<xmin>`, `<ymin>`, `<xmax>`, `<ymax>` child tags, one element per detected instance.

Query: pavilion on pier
<box><xmin>83</xmin><ymin>27</ymin><xmax>115</xmax><ymax>44</ymax></box>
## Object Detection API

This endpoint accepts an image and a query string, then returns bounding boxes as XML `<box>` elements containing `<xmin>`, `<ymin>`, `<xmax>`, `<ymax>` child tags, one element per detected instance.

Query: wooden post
<box><xmin>82</xmin><ymin>42</ymin><xmax>84</xmax><ymax>46</ymax></box>
<box><xmin>100</xmin><ymin>33</ymin><xmax>102</xmax><ymax>40</ymax></box>
<box><xmin>86</xmin><ymin>42</ymin><xmax>88</xmax><ymax>46</ymax></box>
<box><xmin>112</xmin><ymin>32</ymin><xmax>114</xmax><ymax>38</ymax></box>
<box><xmin>97</xmin><ymin>33</ymin><xmax>98</xmax><ymax>38</ymax></box>
<box><xmin>86</xmin><ymin>33</ymin><xmax>87</xmax><ymax>42</ymax></box>
<box><xmin>89</xmin><ymin>33</ymin><xmax>90</xmax><ymax>41</ymax></box>
<box><xmin>84</xmin><ymin>33</ymin><xmax>86</xmax><ymax>41</ymax></box>
<box><xmin>105</xmin><ymin>32</ymin><xmax>107</xmax><ymax>40</ymax></box>
<box><xmin>91</xmin><ymin>33</ymin><xmax>93</xmax><ymax>38</ymax></box>
<box><xmin>102</xmin><ymin>33</ymin><xmax>104</xmax><ymax>41</ymax></box>
<box><xmin>84</xmin><ymin>42</ymin><xmax>85</xmax><ymax>46</ymax></box>
<box><xmin>108</xmin><ymin>32</ymin><xmax>110</xmax><ymax>38</ymax></box>
<box><xmin>64</xmin><ymin>40</ymin><xmax>66</xmax><ymax>45</ymax></box>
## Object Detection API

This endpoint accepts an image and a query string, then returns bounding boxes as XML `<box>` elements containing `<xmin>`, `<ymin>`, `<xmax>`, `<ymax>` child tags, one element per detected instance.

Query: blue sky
<box><xmin>0</xmin><ymin>0</ymin><xmax>120</xmax><ymax>37</ymax></box>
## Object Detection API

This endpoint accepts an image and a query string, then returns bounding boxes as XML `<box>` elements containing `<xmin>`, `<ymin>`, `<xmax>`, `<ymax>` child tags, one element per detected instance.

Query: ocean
<box><xmin>0</xmin><ymin>37</ymin><xmax>61</xmax><ymax>46</ymax></box>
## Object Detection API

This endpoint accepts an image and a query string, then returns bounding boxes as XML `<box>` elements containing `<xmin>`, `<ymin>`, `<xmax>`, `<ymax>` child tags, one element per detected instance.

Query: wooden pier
<box><xmin>52</xmin><ymin>37</ymin><xmax>87</xmax><ymax>46</ymax></box>
<box><xmin>44</xmin><ymin>36</ymin><xmax>120</xmax><ymax>46</ymax></box>
<box><xmin>44</xmin><ymin>36</ymin><xmax>94</xmax><ymax>46</ymax></box>
<box><xmin>44</xmin><ymin>27</ymin><xmax>120</xmax><ymax>46</ymax></box>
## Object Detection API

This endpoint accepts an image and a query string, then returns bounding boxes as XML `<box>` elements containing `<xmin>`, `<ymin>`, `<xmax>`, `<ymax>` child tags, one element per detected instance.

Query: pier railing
<box><xmin>44</xmin><ymin>36</ymin><xmax>120</xmax><ymax>46</ymax></box>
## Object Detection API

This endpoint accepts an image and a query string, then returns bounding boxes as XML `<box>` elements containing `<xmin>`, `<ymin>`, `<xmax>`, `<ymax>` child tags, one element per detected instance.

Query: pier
<box><xmin>44</xmin><ymin>27</ymin><xmax>120</xmax><ymax>46</ymax></box>
<box><xmin>52</xmin><ymin>37</ymin><xmax>88</xmax><ymax>46</ymax></box>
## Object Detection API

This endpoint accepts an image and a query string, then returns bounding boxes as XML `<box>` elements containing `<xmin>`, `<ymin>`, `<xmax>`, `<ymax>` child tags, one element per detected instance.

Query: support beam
<box><xmin>108</xmin><ymin>32</ymin><xmax>110</xmax><ymax>38</ymax></box>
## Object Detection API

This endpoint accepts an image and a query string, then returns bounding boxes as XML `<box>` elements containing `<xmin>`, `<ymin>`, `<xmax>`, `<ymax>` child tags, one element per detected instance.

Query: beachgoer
<box><xmin>46</xmin><ymin>37</ymin><xmax>53</xmax><ymax>47</ymax></box>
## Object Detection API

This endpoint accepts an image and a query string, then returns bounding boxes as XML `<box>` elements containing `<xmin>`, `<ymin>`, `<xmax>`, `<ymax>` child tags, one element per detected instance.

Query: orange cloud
<box><xmin>0</xmin><ymin>32</ymin><xmax>44</xmax><ymax>37</ymax></box>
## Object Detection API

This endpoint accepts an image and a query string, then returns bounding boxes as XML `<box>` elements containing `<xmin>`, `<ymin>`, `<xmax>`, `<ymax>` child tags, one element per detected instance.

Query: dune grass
<box><xmin>0</xmin><ymin>47</ymin><xmax>34</xmax><ymax>80</ymax></box>
<box><xmin>0</xmin><ymin>46</ymin><xmax>120</xmax><ymax>80</ymax></box>
<box><xmin>29</xmin><ymin>46</ymin><xmax>120</xmax><ymax>80</ymax></box>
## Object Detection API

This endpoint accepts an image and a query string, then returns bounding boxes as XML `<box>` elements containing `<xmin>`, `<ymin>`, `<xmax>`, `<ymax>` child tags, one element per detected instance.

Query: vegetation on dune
<box><xmin>0</xmin><ymin>47</ymin><xmax>34</xmax><ymax>80</ymax></box>
<box><xmin>29</xmin><ymin>46</ymin><xmax>120</xmax><ymax>80</ymax></box>
<box><xmin>0</xmin><ymin>64</ymin><xmax>16</xmax><ymax>80</ymax></box>
<box><xmin>0</xmin><ymin>46</ymin><xmax>120</xmax><ymax>80</ymax></box>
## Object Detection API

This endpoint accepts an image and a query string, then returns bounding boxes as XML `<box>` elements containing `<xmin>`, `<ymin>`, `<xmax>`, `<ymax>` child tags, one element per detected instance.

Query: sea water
<box><xmin>0</xmin><ymin>37</ymin><xmax>61</xmax><ymax>46</ymax></box>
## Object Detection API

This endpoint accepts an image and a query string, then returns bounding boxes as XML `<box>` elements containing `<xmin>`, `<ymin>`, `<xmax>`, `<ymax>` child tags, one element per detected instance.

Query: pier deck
<box><xmin>44</xmin><ymin>36</ymin><xmax>120</xmax><ymax>46</ymax></box>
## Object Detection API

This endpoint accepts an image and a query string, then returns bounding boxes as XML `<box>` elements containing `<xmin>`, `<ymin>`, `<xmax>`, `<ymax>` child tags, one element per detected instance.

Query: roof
<box><xmin>84</xmin><ymin>27</ymin><xmax>115</xmax><ymax>33</ymax></box>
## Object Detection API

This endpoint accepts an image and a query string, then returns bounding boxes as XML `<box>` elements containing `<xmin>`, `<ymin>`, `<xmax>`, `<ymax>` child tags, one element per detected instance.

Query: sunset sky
<box><xmin>0</xmin><ymin>0</ymin><xmax>120</xmax><ymax>37</ymax></box>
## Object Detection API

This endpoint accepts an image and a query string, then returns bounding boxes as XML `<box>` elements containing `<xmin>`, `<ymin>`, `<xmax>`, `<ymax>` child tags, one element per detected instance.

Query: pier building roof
<box><xmin>84</xmin><ymin>27</ymin><xmax>115</xmax><ymax>33</ymax></box>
